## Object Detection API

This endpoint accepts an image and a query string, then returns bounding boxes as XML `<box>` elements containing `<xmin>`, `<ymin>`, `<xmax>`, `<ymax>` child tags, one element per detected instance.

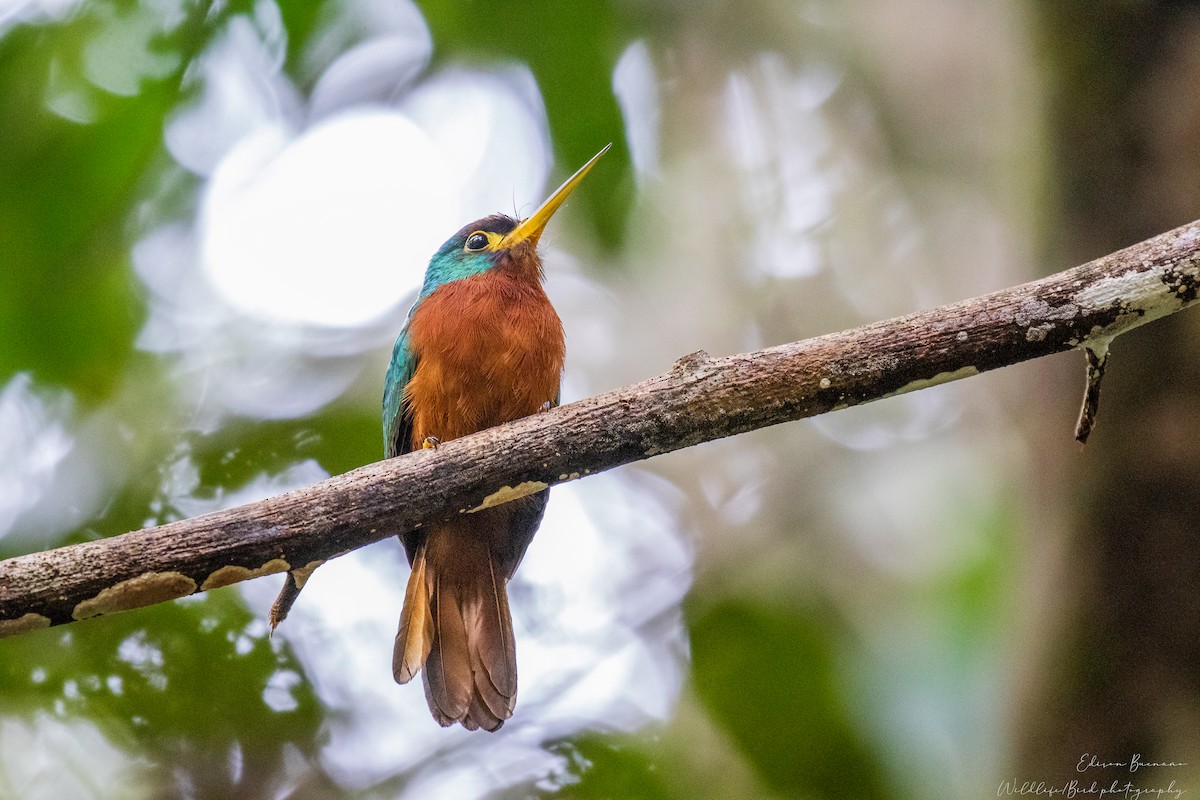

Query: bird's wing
<box><xmin>383</xmin><ymin>329</ymin><xmax>416</xmax><ymax>459</ymax></box>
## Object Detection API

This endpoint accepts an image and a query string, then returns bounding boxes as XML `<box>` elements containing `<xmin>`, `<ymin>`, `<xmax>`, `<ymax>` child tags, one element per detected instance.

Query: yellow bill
<box><xmin>503</xmin><ymin>143</ymin><xmax>611</xmax><ymax>248</ymax></box>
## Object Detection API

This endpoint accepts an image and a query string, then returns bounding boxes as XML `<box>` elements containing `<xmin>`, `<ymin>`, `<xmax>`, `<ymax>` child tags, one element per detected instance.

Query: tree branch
<box><xmin>3</xmin><ymin>219</ymin><xmax>1200</xmax><ymax>638</ymax></box>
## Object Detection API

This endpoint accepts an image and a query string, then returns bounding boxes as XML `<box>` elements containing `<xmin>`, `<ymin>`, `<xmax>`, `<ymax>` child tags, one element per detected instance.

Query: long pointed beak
<box><xmin>503</xmin><ymin>143</ymin><xmax>611</xmax><ymax>248</ymax></box>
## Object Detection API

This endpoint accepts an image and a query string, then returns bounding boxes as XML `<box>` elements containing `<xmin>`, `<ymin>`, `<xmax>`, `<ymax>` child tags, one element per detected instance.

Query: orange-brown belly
<box><xmin>403</xmin><ymin>272</ymin><xmax>565</xmax><ymax>447</ymax></box>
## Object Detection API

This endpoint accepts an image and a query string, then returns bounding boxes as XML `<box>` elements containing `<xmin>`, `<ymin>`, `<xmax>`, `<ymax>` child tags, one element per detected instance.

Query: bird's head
<box><xmin>419</xmin><ymin>144</ymin><xmax>610</xmax><ymax>297</ymax></box>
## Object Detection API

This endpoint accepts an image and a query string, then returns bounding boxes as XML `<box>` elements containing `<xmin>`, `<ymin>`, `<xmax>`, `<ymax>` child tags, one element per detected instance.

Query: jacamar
<box><xmin>270</xmin><ymin>145</ymin><xmax>609</xmax><ymax>731</ymax></box>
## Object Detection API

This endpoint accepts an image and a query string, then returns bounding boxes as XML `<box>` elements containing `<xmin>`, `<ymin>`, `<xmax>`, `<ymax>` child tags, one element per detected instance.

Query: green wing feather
<box><xmin>383</xmin><ymin>329</ymin><xmax>416</xmax><ymax>458</ymax></box>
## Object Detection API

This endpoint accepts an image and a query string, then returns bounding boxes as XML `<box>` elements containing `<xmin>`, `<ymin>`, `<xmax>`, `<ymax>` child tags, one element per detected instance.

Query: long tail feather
<box><xmin>467</xmin><ymin>692</ymin><xmax>501</xmax><ymax>732</ymax></box>
<box><xmin>400</xmin><ymin>522</ymin><xmax>521</xmax><ymax>730</ymax></box>
<box><xmin>393</xmin><ymin>546</ymin><xmax>433</xmax><ymax>684</ymax></box>
<box><xmin>426</xmin><ymin>575</ymin><xmax>473</xmax><ymax>724</ymax></box>
<box><xmin>472</xmin><ymin>556</ymin><xmax>517</xmax><ymax>717</ymax></box>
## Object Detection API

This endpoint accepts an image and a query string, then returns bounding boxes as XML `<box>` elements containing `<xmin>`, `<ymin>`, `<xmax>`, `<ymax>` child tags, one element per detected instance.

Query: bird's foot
<box><xmin>422</xmin><ymin>436</ymin><xmax>441</xmax><ymax>450</ymax></box>
<box><xmin>539</xmin><ymin>400</ymin><xmax>553</xmax><ymax>412</ymax></box>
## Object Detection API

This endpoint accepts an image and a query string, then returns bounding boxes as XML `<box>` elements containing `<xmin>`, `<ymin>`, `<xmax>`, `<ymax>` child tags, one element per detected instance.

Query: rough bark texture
<box><xmin>2</xmin><ymin>219</ymin><xmax>1200</xmax><ymax>636</ymax></box>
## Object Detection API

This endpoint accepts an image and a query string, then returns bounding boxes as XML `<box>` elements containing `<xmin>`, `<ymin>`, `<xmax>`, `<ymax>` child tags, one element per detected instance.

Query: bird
<box><xmin>269</xmin><ymin>144</ymin><xmax>610</xmax><ymax>731</ymax></box>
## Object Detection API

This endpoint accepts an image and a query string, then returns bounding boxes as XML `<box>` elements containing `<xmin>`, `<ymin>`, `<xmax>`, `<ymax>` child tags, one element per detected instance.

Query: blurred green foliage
<box><xmin>690</xmin><ymin>601</ymin><xmax>890</xmax><ymax>798</ymax></box>
<box><xmin>0</xmin><ymin>17</ymin><xmax>146</xmax><ymax>399</ymax></box>
<box><xmin>0</xmin><ymin>1</ymin><xmax>252</xmax><ymax>401</ymax></box>
<box><xmin>552</xmin><ymin>736</ymin><xmax>673</xmax><ymax>800</ymax></box>
<box><xmin>0</xmin><ymin>592</ymin><xmax>321</xmax><ymax>798</ymax></box>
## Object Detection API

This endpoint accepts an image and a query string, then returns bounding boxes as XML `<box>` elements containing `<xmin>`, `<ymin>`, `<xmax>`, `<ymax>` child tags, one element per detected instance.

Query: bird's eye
<box><xmin>465</xmin><ymin>232</ymin><xmax>489</xmax><ymax>251</ymax></box>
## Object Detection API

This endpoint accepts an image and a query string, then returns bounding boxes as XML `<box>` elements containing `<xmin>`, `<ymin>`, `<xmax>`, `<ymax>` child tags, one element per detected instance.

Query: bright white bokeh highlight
<box><xmin>0</xmin><ymin>374</ymin><xmax>115</xmax><ymax>547</ymax></box>
<box><xmin>0</xmin><ymin>375</ymin><xmax>74</xmax><ymax>539</ymax></box>
<box><xmin>200</xmin><ymin>113</ymin><xmax>458</xmax><ymax>327</ymax></box>
<box><xmin>723</xmin><ymin>53</ymin><xmax>841</xmax><ymax>281</ymax></box>
<box><xmin>0</xmin><ymin>0</ymin><xmax>82</xmax><ymax>37</ymax></box>
<box><xmin>401</xmin><ymin>66</ymin><xmax>551</xmax><ymax>224</ymax></box>
<box><xmin>0</xmin><ymin>714</ymin><xmax>153</xmax><ymax>800</ymax></box>
<box><xmin>613</xmin><ymin>40</ymin><xmax>661</xmax><ymax>181</ymax></box>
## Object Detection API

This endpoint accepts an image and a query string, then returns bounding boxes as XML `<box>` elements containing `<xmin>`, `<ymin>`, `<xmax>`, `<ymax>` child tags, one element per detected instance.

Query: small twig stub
<box><xmin>1075</xmin><ymin>345</ymin><xmax>1110</xmax><ymax>444</ymax></box>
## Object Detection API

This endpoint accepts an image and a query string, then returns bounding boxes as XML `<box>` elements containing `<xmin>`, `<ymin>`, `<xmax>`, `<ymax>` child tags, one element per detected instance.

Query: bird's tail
<box><xmin>393</xmin><ymin>531</ymin><xmax>517</xmax><ymax>731</ymax></box>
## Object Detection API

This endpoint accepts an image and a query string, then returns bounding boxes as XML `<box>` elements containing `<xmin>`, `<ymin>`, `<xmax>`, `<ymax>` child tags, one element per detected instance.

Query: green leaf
<box><xmin>689</xmin><ymin>600</ymin><xmax>891</xmax><ymax>799</ymax></box>
<box><xmin>551</xmin><ymin>735</ymin><xmax>674</xmax><ymax>800</ymax></box>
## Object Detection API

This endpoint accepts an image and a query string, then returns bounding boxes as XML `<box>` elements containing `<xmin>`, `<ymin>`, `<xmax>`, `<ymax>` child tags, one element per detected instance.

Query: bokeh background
<box><xmin>1</xmin><ymin>1</ymin><xmax>1198</xmax><ymax>798</ymax></box>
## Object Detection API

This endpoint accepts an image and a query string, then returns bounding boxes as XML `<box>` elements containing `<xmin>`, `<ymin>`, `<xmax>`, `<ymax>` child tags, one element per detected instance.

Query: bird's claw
<box><xmin>422</xmin><ymin>436</ymin><xmax>441</xmax><ymax>450</ymax></box>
